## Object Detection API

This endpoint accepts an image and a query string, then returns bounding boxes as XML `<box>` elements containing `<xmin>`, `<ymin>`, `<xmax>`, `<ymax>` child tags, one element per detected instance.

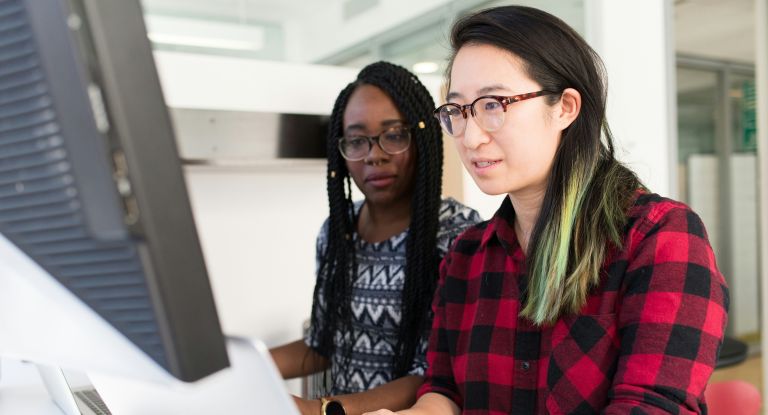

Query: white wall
<box><xmin>729</xmin><ymin>154</ymin><xmax>760</xmax><ymax>337</ymax></box>
<box><xmin>154</xmin><ymin>51</ymin><xmax>358</xmax><ymax>115</ymax></box>
<box><xmin>688</xmin><ymin>154</ymin><xmax>760</xmax><ymax>337</ymax></box>
<box><xmin>584</xmin><ymin>0</ymin><xmax>677</xmax><ymax>198</ymax></box>
<box><xmin>182</xmin><ymin>164</ymin><xmax>327</xmax><ymax>344</ymax></box>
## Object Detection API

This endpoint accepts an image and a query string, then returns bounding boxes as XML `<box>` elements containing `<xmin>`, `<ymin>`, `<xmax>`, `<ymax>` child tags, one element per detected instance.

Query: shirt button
<box><xmin>521</xmin><ymin>361</ymin><xmax>531</xmax><ymax>371</ymax></box>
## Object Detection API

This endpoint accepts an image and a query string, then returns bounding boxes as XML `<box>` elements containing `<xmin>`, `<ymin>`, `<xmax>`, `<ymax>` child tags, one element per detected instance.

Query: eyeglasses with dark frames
<box><xmin>433</xmin><ymin>90</ymin><xmax>559</xmax><ymax>137</ymax></box>
<box><xmin>337</xmin><ymin>123</ymin><xmax>418</xmax><ymax>161</ymax></box>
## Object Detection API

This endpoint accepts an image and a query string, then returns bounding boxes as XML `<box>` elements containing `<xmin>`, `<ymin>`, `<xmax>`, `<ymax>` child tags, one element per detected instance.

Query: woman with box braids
<box><xmin>271</xmin><ymin>61</ymin><xmax>480</xmax><ymax>415</ymax></box>
<box><xmin>321</xmin><ymin>62</ymin><xmax>444</xmax><ymax>378</ymax></box>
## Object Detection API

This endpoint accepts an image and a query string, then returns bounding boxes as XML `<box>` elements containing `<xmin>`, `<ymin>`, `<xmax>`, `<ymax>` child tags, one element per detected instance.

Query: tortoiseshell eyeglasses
<box><xmin>433</xmin><ymin>90</ymin><xmax>560</xmax><ymax>137</ymax></box>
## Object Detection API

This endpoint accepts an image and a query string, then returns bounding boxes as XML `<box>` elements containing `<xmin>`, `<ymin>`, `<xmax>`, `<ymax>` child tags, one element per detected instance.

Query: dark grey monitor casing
<box><xmin>0</xmin><ymin>0</ymin><xmax>229</xmax><ymax>382</ymax></box>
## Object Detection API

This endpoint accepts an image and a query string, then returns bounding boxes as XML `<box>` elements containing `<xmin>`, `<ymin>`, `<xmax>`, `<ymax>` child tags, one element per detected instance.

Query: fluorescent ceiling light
<box><xmin>147</xmin><ymin>33</ymin><xmax>260</xmax><ymax>51</ymax></box>
<box><xmin>413</xmin><ymin>61</ymin><xmax>439</xmax><ymax>74</ymax></box>
<box><xmin>145</xmin><ymin>15</ymin><xmax>265</xmax><ymax>52</ymax></box>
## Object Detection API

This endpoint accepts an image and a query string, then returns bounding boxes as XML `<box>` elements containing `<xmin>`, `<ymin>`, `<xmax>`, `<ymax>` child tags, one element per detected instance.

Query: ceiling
<box><xmin>139</xmin><ymin>0</ymin><xmax>338</xmax><ymax>23</ymax></box>
<box><xmin>674</xmin><ymin>0</ymin><xmax>755</xmax><ymax>64</ymax></box>
<box><xmin>139</xmin><ymin>0</ymin><xmax>758</xmax><ymax>66</ymax></box>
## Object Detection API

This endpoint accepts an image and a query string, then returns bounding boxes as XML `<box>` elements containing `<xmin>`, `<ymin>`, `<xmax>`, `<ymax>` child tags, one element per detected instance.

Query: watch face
<box><xmin>325</xmin><ymin>400</ymin><xmax>346</xmax><ymax>415</ymax></box>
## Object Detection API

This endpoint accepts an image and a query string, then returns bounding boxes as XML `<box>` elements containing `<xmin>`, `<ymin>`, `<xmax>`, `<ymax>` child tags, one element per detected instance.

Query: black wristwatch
<box><xmin>320</xmin><ymin>397</ymin><xmax>346</xmax><ymax>415</ymax></box>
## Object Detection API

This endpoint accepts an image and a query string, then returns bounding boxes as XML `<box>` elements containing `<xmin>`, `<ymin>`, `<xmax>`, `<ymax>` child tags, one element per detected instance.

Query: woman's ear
<box><xmin>555</xmin><ymin>87</ymin><xmax>581</xmax><ymax>131</ymax></box>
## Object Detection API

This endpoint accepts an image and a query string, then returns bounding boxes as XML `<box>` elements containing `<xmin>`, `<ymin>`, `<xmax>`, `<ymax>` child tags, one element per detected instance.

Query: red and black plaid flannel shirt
<box><xmin>417</xmin><ymin>192</ymin><xmax>728</xmax><ymax>414</ymax></box>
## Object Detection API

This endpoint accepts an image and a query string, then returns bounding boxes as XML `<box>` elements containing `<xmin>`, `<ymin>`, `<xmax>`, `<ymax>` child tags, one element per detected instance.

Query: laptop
<box><xmin>72</xmin><ymin>388</ymin><xmax>111</xmax><ymax>415</ymax></box>
<box><xmin>37</xmin><ymin>364</ymin><xmax>109</xmax><ymax>415</ymax></box>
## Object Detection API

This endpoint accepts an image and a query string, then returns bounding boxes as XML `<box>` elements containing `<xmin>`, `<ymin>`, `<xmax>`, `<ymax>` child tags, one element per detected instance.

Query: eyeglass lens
<box><xmin>436</xmin><ymin>97</ymin><xmax>506</xmax><ymax>137</ymax></box>
<box><xmin>339</xmin><ymin>126</ymin><xmax>411</xmax><ymax>160</ymax></box>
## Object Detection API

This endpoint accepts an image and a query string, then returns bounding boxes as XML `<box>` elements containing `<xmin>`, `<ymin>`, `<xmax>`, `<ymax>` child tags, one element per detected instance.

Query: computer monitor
<box><xmin>0</xmin><ymin>0</ymin><xmax>229</xmax><ymax>383</ymax></box>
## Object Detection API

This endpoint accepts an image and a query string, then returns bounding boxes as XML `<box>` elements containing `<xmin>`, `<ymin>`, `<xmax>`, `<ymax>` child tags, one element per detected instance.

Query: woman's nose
<box><xmin>363</xmin><ymin>139</ymin><xmax>389</xmax><ymax>164</ymax></box>
<box><xmin>460</xmin><ymin>116</ymin><xmax>491</xmax><ymax>150</ymax></box>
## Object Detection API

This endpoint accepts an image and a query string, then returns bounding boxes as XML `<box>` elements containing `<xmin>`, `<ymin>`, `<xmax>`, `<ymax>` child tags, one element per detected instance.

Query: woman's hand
<box><xmin>362</xmin><ymin>392</ymin><xmax>458</xmax><ymax>415</ymax></box>
<box><xmin>292</xmin><ymin>395</ymin><xmax>321</xmax><ymax>415</ymax></box>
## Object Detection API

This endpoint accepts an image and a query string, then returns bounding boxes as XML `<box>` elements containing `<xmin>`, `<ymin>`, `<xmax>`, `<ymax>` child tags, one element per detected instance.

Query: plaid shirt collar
<box><xmin>481</xmin><ymin>190</ymin><xmax>649</xmax><ymax>252</ymax></box>
<box><xmin>480</xmin><ymin>195</ymin><xmax>518</xmax><ymax>251</ymax></box>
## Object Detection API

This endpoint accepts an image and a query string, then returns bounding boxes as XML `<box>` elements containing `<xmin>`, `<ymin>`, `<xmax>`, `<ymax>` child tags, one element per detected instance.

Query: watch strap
<box><xmin>320</xmin><ymin>397</ymin><xmax>347</xmax><ymax>415</ymax></box>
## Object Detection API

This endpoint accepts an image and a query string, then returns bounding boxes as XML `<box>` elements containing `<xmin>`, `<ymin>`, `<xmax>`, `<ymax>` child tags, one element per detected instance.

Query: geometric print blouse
<box><xmin>305</xmin><ymin>197</ymin><xmax>481</xmax><ymax>395</ymax></box>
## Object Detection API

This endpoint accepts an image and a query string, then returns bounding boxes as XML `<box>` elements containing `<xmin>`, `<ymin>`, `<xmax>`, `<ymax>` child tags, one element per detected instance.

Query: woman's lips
<box><xmin>472</xmin><ymin>159</ymin><xmax>501</xmax><ymax>172</ymax></box>
<box><xmin>365</xmin><ymin>174</ymin><xmax>396</xmax><ymax>188</ymax></box>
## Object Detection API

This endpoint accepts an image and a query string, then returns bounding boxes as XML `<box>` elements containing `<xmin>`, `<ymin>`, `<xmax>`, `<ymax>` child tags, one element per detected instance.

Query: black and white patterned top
<box><xmin>305</xmin><ymin>197</ymin><xmax>482</xmax><ymax>395</ymax></box>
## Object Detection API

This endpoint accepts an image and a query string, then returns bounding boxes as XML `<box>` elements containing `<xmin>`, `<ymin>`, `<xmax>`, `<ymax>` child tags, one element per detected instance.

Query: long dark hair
<box><xmin>448</xmin><ymin>6</ymin><xmax>642</xmax><ymax>324</ymax></box>
<box><xmin>310</xmin><ymin>61</ymin><xmax>444</xmax><ymax>381</ymax></box>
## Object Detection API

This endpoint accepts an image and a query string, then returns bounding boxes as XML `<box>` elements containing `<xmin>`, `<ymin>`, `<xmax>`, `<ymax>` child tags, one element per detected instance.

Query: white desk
<box><xmin>0</xmin><ymin>358</ymin><xmax>64</xmax><ymax>415</ymax></box>
<box><xmin>0</xmin><ymin>337</ymin><xmax>300</xmax><ymax>415</ymax></box>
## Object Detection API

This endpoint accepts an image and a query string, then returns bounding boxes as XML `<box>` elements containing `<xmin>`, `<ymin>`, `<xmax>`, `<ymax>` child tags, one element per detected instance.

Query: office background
<box><xmin>135</xmin><ymin>0</ymin><xmax>767</xmax><ymax>399</ymax></box>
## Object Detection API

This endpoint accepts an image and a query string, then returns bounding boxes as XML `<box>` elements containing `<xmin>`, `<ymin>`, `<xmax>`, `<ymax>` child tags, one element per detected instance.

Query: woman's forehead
<box><xmin>343</xmin><ymin>85</ymin><xmax>404</xmax><ymax>129</ymax></box>
<box><xmin>448</xmin><ymin>44</ymin><xmax>533</xmax><ymax>98</ymax></box>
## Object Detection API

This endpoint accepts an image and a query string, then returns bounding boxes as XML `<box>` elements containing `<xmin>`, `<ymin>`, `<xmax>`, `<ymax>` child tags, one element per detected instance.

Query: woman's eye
<box><xmin>446</xmin><ymin>107</ymin><xmax>462</xmax><ymax>117</ymax></box>
<box><xmin>347</xmin><ymin>137</ymin><xmax>367</xmax><ymax>147</ymax></box>
<box><xmin>484</xmin><ymin>101</ymin><xmax>502</xmax><ymax>111</ymax></box>
<box><xmin>384</xmin><ymin>130</ymin><xmax>406</xmax><ymax>141</ymax></box>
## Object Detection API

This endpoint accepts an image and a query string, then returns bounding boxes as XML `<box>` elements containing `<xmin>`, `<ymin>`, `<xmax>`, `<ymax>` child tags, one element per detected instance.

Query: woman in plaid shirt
<box><xmin>366</xmin><ymin>6</ymin><xmax>728</xmax><ymax>415</ymax></box>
